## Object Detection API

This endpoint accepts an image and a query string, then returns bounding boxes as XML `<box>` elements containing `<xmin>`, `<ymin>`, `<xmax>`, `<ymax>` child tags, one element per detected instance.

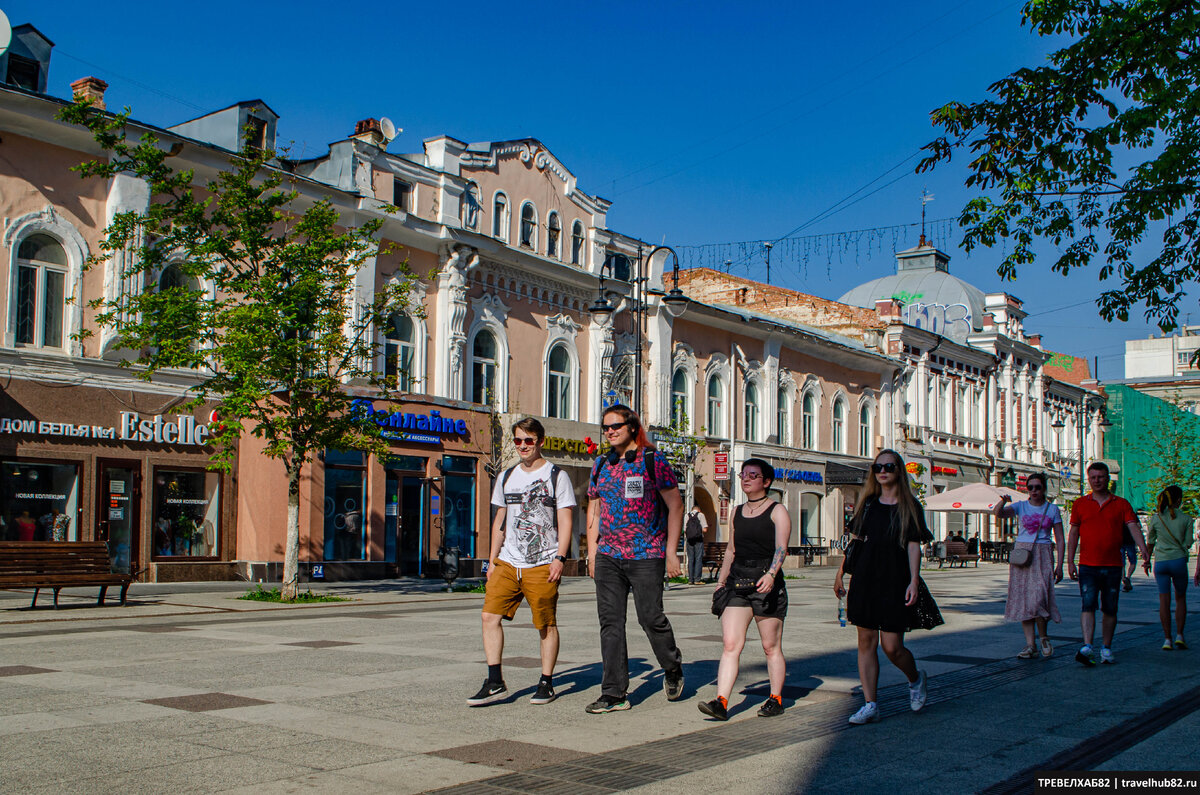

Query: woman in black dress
<box><xmin>698</xmin><ymin>458</ymin><xmax>792</xmax><ymax>721</ymax></box>
<box><xmin>834</xmin><ymin>448</ymin><xmax>942</xmax><ymax>724</ymax></box>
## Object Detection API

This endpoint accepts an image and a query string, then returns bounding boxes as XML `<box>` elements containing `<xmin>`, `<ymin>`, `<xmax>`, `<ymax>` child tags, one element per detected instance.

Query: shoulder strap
<box><xmin>589</xmin><ymin>456</ymin><xmax>607</xmax><ymax>488</ymax></box>
<box><xmin>501</xmin><ymin>466</ymin><xmax>517</xmax><ymax>490</ymax></box>
<box><xmin>643</xmin><ymin>449</ymin><xmax>658</xmax><ymax>490</ymax></box>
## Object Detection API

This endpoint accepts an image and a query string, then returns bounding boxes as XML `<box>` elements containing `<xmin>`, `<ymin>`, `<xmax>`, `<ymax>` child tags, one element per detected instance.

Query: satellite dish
<box><xmin>379</xmin><ymin>117</ymin><xmax>400</xmax><ymax>142</ymax></box>
<box><xmin>0</xmin><ymin>9</ymin><xmax>12</xmax><ymax>59</ymax></box>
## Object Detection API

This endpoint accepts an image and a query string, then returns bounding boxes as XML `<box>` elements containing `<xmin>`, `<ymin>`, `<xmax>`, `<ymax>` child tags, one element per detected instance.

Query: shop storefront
<box><xmin>236</xmin><ymin>394</ymin><xmax>490</xmax><ymax>581</ymax></box>
<box><xmin>0</xmin><ymin>380</ymin><xmax>233</xmax><ymax>582</ymax></box>
<box><xmin>731</xmin><ymin>443</ymin><xmax>827</xmax><ymax>548</ymax></box>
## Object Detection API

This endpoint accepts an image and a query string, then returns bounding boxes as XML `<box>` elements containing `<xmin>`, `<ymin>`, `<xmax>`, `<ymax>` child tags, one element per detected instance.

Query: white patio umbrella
<box><xmin>924</xmin><ymin>482</ymin><xmax>1025</xmax><ymax>512</ymax></box>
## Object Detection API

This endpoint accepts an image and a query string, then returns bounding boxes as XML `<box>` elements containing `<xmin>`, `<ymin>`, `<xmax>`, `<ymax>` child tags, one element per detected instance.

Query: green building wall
<box><xmin>1104</xmin><ymin>384</ymin><xmax>1200</xmax><ymax>511</ymax></box>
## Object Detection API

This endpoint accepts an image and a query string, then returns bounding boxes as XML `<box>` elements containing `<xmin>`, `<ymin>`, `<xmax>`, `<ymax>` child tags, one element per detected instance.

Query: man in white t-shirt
<box><xmin>467</xmin><ymin>417</ymin><xmax>576</xmax><ymax>707</ymax></box>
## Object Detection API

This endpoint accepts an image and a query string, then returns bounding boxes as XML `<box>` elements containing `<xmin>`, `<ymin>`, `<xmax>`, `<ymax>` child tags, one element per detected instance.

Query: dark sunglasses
<box><xmin>513</xmin><ymin>437</ymin><xmax>538</xmax><ymax>447</ymax></box>
<box><xmin>601</xmin><ymin>421</ymin><xmax>628</xmax><ymax>432</ymax></box>
<box><xmin>871</xmin><ymin>462</ymin><xmax>898</xmax><ymax>473</ymax></box>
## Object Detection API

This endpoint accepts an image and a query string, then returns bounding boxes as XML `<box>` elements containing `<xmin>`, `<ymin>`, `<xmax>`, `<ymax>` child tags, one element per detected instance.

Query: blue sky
<box><xmin>11</xmin><ymin>0</ymin><xmax>1186</xmax><ymax>379</ymax></box>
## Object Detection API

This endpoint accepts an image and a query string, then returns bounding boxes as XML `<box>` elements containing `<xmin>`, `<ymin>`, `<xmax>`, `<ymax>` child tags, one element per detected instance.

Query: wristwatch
<box><xmin>554</xmin><ymin>555</ymin><xmax>567</xmax><ymax>563</ymax></box>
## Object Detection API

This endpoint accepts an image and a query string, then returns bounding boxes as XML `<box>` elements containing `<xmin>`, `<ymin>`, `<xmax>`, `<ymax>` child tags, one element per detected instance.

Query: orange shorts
<box><xmin>482</xmin><ymin>559</ymin><xmax>559</xmax><ymax>629</ymax></box>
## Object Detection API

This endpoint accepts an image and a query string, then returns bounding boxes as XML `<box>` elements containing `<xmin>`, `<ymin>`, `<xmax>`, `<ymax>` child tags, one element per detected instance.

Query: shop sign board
<box><xmin>0</xmin><ymin>412</ymin><xmax>210</xmax><ymax>446</ymax></box>
<box><xmin>714</xmin><ymin>452</ymin><xmax>729</xmax><ymax>480</ymax></box>
<box><xmin>543</xmin><ymin>436</ymin><xmax>601</xmax><ymax>456</ymax></box>
<box><xmin>351</xmin><ymin>399</ymin><xmax>467</xmax><ymax>445</ymax></box>
<box><xmin>780</xmin><ymin>469</ymin><xmax>823</xmax><ymax>484</ymax></box>
<box><xmin>932</xmin><ymin>466</ymin><xmax>958</xmax><ymax>476</ymax></box>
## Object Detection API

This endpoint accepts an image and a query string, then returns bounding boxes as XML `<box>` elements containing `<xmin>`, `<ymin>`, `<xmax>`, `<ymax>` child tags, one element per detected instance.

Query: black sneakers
<box><xmin>585</xmin><ymin>695</ymin><xmax>630</xmax><ymax>714</ymax></box>
<box><xmin>757</xmin><ymin>697</ymin><xmax>785</xmax><ymax>717</ymax></box>
<box><xmin>467</xmin><ymin>680</ymin><xmax>507</xmax><ymax>706</ymax></box>
<box><xmin>664</xmin><ymin>669</ymin><xmax>685</xmax><ymax>701</ymax></box>
<box><xmin>530</xmin><ymin>681</ymin><xmax>556</xmax><ymax>705</ymax></box>
<box><xmin>697</xmin><ymin>698</ymin><xmax>728</xmax><ymax>720</ymax></box>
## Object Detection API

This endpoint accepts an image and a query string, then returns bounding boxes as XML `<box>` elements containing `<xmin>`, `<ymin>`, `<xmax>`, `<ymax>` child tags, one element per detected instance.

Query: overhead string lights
<box><xmin>676</xmin><ymin>216</ymin><xmax>959</xmax><ymax>281</ymax></box>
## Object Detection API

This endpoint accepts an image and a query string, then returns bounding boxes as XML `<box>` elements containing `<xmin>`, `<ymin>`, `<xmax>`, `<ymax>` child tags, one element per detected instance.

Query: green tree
<box><xmin>919</xmin><ymin>0</ymin><xmax>1200</xmax><ymax>332</ymax></box>
<box><xmin>60</xmin><ymin>102</ymin><xmax>413</xmax><ymax>600</ymax></box>
<box><xmin>1133</xmin><ymin>392</ymin><xmax>1200</xmax><ymax>515</ymax></box>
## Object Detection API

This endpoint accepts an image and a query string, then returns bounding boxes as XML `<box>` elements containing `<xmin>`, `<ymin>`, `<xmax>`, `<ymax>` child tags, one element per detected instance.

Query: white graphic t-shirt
<box><xmin>1012</xmin><ymin>500</ymin><xmax>1063</xmax><ymax>544</ymax></box>
<box><xmin>491</xmin><ymin>461</ymin><xmax>576</xmax><ymax>568</ymax></box>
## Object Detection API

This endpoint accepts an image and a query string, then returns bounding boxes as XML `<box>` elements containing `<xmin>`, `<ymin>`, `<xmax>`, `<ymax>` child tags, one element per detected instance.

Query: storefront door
<box><xmin>97</xmin><ymin>461</ymin><xmax>141</xmax><ymax>575</ymax></box>
<box><xmin>397</xmin><ymin>476</ymin><xmax>427</xmax><ymax>576</ymax></box>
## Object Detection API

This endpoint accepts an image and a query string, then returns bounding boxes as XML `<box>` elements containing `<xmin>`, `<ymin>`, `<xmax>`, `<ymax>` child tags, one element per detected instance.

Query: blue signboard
<box><xmin>351</xmin><ymin>399</ymin><xmax>467</xmax><ymax>445</ymax></box>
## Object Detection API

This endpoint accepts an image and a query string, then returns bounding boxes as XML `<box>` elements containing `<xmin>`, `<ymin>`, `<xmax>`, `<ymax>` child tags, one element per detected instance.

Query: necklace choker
<box><xmin>746</xmin><ymin>496</ymin><xmax>768</xmax><ymax>503</ymax></box>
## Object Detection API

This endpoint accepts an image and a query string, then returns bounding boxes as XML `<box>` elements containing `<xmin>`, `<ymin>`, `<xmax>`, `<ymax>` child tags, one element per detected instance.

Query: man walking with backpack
<box><xmin>585</xmin><ymin>404</ymin><xmax>686</xmax><ymax>714</ymax></box>
<box><xmin>468</xmin><ymin>417</ymin><xmax>575</xmax><ymax>707</ymax></box>
<box><xmin>685</xmin><ymin>505</ymin><xmax>708</xmax><ymax>584</ymax></box>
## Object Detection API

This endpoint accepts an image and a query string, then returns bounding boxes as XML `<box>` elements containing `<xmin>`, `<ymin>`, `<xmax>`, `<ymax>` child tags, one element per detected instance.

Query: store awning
<box><xmin>825</xmin><ymin>462</ymin><xmax>868</xmax><ymax>486</ymax></box>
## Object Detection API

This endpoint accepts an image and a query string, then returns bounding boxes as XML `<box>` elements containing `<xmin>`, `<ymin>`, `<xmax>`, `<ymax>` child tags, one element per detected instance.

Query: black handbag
<box><xmin>843</xmin><ymin>537</ymin><xmax>863</xmax><ymax>573</ymax></box>
<box><xmin>711</xmin><ymin>585</ymin><xmax>732</xmax><ymax>616</ymax></box>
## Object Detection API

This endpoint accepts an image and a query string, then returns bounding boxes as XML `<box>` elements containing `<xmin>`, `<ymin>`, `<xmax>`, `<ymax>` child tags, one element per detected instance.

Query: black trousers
<box><xmin>686</xmin><ymin>539</ymin><xmax>705</xmax><ymax>582</ymax></box>
<box><xmin>594</xmin><ymin>554</ymin><xmax>683</xmax><ymax>698</ymax></box>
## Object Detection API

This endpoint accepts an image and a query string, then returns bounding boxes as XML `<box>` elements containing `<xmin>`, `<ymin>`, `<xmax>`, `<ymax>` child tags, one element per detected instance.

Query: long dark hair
<box><xmin>851</xmin><ymin>448</ymin><xmax>924</xmax><ymax>547</ymax></box>
<box><xmin>1157</xmin><ymin>485</ymin><xmax>1183</xmax><ymax>519</ymax></box>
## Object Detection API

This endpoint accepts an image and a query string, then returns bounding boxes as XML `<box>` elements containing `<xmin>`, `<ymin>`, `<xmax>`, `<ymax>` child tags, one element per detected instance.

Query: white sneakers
<box><xmin>909</xmin><ymin>670</ymin><xmax>928</xmax><ymax>712</ymax></box>
<box><xmin>848</xmin><ymin>701</ymin><xmax>879</xmax><ymax>725</ymax></box>
<box><xmin>1100</xmin><ymin>647</ymin><xmax>1115</xmax><ymax>664</ymax></box>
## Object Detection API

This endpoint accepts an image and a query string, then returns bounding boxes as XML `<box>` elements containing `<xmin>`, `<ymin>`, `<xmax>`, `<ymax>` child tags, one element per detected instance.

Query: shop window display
<box><xmin>324</xmin><ymin>449</ymin><xmax>367</xmax><ymax>560</ymax></box>
<box><xmin>0</xmin><ymin>460</ymin><xmax>79</xmax><ymax>541</ymax></box>
<box><xmin>152</xmin><ymin>469</ymin><xmax>219</xmax><ymax>557</ymax></box>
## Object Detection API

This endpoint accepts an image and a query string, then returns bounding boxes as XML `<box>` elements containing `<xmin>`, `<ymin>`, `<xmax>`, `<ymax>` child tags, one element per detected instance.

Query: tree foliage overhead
<box><xmin>919</xmin><ymin>0</ymin><xmax>1200</xmax><ymax>331</ymax></box>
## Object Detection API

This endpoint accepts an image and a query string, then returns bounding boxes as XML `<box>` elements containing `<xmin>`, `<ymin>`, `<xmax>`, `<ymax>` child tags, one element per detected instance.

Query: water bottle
<box><xmin>838</xmin><ymin>596</ymin><xmax>846</xmax><ymax>627</ymax></box>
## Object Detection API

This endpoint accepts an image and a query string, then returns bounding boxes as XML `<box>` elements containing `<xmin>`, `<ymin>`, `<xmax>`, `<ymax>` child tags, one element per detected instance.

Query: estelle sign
<box><xmin>0</xmin><ymin>411</ymin><xmax>210</xmax><ymax>447</ymax></box>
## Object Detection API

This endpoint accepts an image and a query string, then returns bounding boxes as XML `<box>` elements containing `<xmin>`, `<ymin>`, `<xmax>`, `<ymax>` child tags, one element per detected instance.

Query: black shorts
<box><xmin>726</xmin><ymin>581</ymin><xmax>788</xmax><ymax>619</ymax></box>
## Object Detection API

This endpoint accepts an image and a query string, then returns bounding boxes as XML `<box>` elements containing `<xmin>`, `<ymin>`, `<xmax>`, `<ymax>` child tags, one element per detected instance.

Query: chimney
<box><xmin>982</xmin><ymin>312</ymin><xmax>995</xmax><ymax>330</ymax></box>
<box><xmin>353</xmin><ymin>118</ymin><xmax>385</xmax><ymax>147</ymax></box>
<box><xmin>70</xmin><ymin>76</ymin><xmax>108</xmax><ymax>110</ymax></box>
<box><xmin>1027</xmin><ymin>333</ymin><xmax>1042</xmax><ymax>348</ymax></box>
<box><xmin>874</xmin><ymin>298</ymin><xmax>902</xmax><ymax>321</ymax></box>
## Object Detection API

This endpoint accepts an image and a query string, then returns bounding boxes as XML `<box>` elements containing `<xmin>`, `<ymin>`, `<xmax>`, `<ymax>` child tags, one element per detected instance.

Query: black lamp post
<box><xmin>588</xmin><ymin>244</ymin><xmax>688</xmax><ymax>416</ymax></box>
<box><xmin>1051</xmin><ymin>399</ymin><xmax>1112</xmax><ymax>495</ymax></box>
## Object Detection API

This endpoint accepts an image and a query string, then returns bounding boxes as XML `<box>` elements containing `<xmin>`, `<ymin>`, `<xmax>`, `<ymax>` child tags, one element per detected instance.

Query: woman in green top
<box><xmin>1147</xmin><ymin>485</ymin><xmax>1195</xmax><ymax>650</ymax></box>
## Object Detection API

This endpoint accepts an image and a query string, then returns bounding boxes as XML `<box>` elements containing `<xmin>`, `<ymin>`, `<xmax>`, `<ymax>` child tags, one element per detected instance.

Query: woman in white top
<box><xmin>994</xmin><ymin>472</ymin><xmax>1064</xmax><ymax>659</ymax></box>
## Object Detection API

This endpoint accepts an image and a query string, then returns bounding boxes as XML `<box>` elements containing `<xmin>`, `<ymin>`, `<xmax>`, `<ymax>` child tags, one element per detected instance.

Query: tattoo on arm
<box><xmin>769</xmin><ymin>545</ymin><xmax>786</xmax><ymax>574</ymax></box>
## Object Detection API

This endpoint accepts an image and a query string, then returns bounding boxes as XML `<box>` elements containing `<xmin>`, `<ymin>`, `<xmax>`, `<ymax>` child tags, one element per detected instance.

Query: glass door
<box><xmin>398</xmin><ymin>476</ymin><xmax>427</xmax><ymax>576</ymax></box>
<box><xmin>96</xmin><ymin>461</ymin><xmax>140</xmax><ymax>575</ymax></box>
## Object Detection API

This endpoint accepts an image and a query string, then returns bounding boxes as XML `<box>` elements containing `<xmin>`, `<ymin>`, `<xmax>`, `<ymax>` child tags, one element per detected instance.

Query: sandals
<box><xmin>1017</xmin><ymin>644</ymin><xmax>1038</xmax><ymax>659</ymax></box>
<box><xmin>1040</xmin><ymin>637</ymin><xmax>1053</xmax><ymax>658</ymax></box>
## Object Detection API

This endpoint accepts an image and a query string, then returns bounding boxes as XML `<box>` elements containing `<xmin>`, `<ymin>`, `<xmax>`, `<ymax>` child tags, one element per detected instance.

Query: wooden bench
<box><xmin>0</xmin><ymin>542</ymin><xmax>133</xmax><ymax>608</ymax></box>
<box><xmin>702</xmin><ymin>541</ymin><xmax>727</xmax><ymax>580</ymax></box>
<box><xmin>939</xmin><ymin>540</ymin><xmax>980</xmax><ymax>568</ymax></box>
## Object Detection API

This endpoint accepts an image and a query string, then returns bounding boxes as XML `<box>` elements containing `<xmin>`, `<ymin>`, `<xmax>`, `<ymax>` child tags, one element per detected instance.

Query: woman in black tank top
<box><xmin>698</xmin><ymin>458</ymin><xmax>792</xmax><ymax>722</ymax></box>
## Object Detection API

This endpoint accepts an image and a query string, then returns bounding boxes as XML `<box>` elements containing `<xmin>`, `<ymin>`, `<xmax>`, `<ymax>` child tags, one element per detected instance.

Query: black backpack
<box><xmin>501</xmin><ymin>463</ymin><xmax>563</xmax><ymax>507</ymax></box>
<box><xmin>590</xmin><ymin>448</ymin><xmax>667</xmax><ymax>530</ymax></box>
<box><xmin>685</xmin><ymin>511</ymin><xmax>704</xmax><ymax>542</ymax></box>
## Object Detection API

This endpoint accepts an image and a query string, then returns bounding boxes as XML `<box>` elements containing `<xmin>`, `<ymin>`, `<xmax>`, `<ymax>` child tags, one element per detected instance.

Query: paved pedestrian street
<box><xmin>2</xmin><ymin>566</ymin><xmax>1197</xmax><ymax>794</ymax></box>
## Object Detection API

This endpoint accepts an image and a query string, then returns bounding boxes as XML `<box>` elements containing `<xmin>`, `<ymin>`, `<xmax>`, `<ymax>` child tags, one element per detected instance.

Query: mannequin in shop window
<box><xmin>154</xmin><ymin>518</ymin><xmax>172</xmax><ymax>556</ymax></box>
<box><xmin>14</xmin><ymin>510</ymin><xmax>36</xmax><ymax>541</ymax></box>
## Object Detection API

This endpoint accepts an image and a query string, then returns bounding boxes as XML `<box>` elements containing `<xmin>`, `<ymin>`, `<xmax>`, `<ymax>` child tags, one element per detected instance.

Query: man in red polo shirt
<box><xmin>1067</xmin><ymin>461</ymin><xmax>1150</xmax><ymax>666</ymax></box>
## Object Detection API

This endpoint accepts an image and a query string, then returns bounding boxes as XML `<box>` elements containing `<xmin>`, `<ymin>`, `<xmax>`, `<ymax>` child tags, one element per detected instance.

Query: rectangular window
<box><xmin>394</xmin><ymin>179</ymin><xmax>412</xmax><ymax>212</ymax></box>
<box><xmin>6</xmin><ymin>54</ymin><xmax>41</xmax><ymax>91</ymax></box>
<box><xmin>323</xmin><ymin>450</ymin><xmax>367</xmax><ymax>561</ymax></box>
<box><xmin>42</xmin><ymin>269</ymin><xmax>64</xmax><ymax>348</ymax></box>
<box><xmin>246</xmin><ymin>117</ymin><xmax>268</xmax><ymax>150</ymax></box>
<box><xmin>0</xmin><ymin>460</ymin><xmax>80</xmax><ymax>541</ymax></box>
<box><xmin>152</xmin><ymin>468</ymin><xmax>220</xmax><ymax>558</ymax></box>
<box><xmin>15</xmin><ymin>264</ymin><xmax>36</xmax><ymax>345</ymax></box>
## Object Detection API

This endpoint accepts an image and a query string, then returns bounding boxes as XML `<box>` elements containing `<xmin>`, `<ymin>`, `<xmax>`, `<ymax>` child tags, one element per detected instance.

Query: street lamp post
<box><xmin>1051</xmin><ymin>398</ymin><xmax>1113</xmax><ymax>496</ymax></box>
<box><xmin>588</xmin><ymin>244</ymin><xmax>688</xmax><ymax>415</ymax></box>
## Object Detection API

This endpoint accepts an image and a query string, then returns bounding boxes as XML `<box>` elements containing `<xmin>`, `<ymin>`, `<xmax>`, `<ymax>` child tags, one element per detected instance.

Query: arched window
<box><xmin>744</xmin><ymin>382</ymin><xmax>760</xmax><ymax>442</ymax></box>
<box><xmin>833</xmin><ymin>398</ymin><xmax>846</xmax><ymax>453</ymax></box>
<box><xmin>546</xmin><ymin>212</ymin><xmax>561</xmax><ymax>259</ymax></box>
<box><xmin>777</xmin><ymin>386</ymin><xmax>791</xmax><ymax>446</ymax></box>
<box><xmin>471</xmin><ymin>330</ymin><xmax>498</xmax><ymax>405</ymax></box>
<box><xmin>14</xmin><ymin>233</ymin><xmax>68</xmax><ymax>349</ymax></box>
<box><xmin>570</xmin><ymin>220</ymin><xmax>585</xmax><ymax>265</ymax></box>
<box><xmin>707</xmin><ymin>376</ymin><xmax>724</xmax><ymax>437</ymax></box>
<box><xmin>159</xmin><ymin>263</ymin><xmax>199</xmax><ymax>292</ymax></box>
<box><xmin>462</xmin><ymin>182</ymin><xmax>481</xmax><ymax>230</ymax></box>
<box><xmin>547</xmin><ymin>344</ymin><xmax>573</xmax><ymax>419</ymax></box>
<box><xmin>520</xmin><ymin>202</ymin><xmax>537</xmax><ymax>248</ymax></box>
<box><xmin>859</xmin><ymin>404</ymin><xmax>872</xmax><ymax>457</ymax></box>
<box><xmin>384</xmin><ymin>313</ymin><xmax>417</xmax><ymax>391</ymax></box>
<box><xmin>671</xmin><ymin>368</ymin><xmax>689</xmax><ymax>429</ymax></box>
<box><xmin>492</xmin><ymin>193</ymin><xmax>509</xmax><ymax>241</ymax></box>
<box><xmin>802</xmin><ymin>393</ymin><xmax>815</xmax><ymax>449</ymax></box>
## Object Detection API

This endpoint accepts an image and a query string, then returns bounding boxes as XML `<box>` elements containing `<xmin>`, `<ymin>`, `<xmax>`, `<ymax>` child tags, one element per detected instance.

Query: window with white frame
<box><xmin>671</xmin><ymin>368</ymin><xmax>689</xmax><ymax>429</ymax></box>
<box><xmin>14</xmin><ymin>233</ymin><xmax>68</xmax><ymax>349</ymax></box>
<box><xmin>939</xmin><ymin>381</ymin><xmax>949</xmax><ymax>431</ymax></box>
<box><xmin>547</xmin><ymin>344</ymin><xmax>573</xmax><ymax>419</ymax></box>
<box><xmin>744</xmin><ymin>382</ymin><xmax>760</xmax><ymax>442</ymax></box>
<box><xmin>462</xmin><ymin>182</ymin><xmax>481</xmax><ymax>230</ymax></box>
<box><xmin>802</xmin><ymin>393</ymin><xmax>815</xmax><ymax>449</ymax></box>
<box><xmin>384</xmin><ymin>313</ymin><xmax>417</xmax><ymax>391</ymax></box>
<box><xmin>471</xmin><ymin>329</ymin><xmax>498</xmax><ymax>405</ymax></box>
<box><xmin>776</xmin><ymin>387</ymin><xmax>791</xmax><ymax>446</ymax></box>
<box><xmin>833</xmin><ymin>398</ymin><xmax>846</xmax><ymax>453</ymax></box>
<box><xmin>707</xmin><ymin>375</ymin><xmax>724</xmax><ymax>436</ymax></box>
<box><xmin>520</xmin><ymin>202</ymin><xmax>537</xmax><ymax>248</ymax></box>
<box><xmin>159</xmin><ymin>263</ymin><xmax>199</xmax><ymax>292</ymax></box>
<box><xmin>956</xmin><ymin>385</ymin><xmax>968</xmax><ymax>436</ymax></box>
<box><xmin>571</xmin><ymin>220</ymin><xmax>585</xmax><ymax>265</ymax></box>
<box><xmin>493</xmin><ymin>193</ymin><xmax>509</xmax><ymax>241</ymax></box>
<box><xmin>859</xmin><ymin>404</ymin><xmax>872</xmax><ymax>457</ymax></box>
<box><xmin>547</xmin><ymin>212</ymin><xmax>561</xmax><ymax>259</ymax></box>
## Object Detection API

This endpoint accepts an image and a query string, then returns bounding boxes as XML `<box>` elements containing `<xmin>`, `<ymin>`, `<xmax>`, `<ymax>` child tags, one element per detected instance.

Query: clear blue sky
<box><xmin>11</xmin><ymin>0</ymin><xmax>1186</xmax><ymax>379</ymax></box>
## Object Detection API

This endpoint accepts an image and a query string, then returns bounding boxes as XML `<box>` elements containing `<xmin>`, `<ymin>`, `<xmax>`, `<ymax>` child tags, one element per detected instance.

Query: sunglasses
<box><xmin>871</xmin><ymin>462</ymin><xmax>898</xmax><ymax>473</ymax></box>
<box><xmin>601</xmin><ymin>421</ymin><xmax>628</xmax><ymax>432</ymax></box>
<box><xmin>513</xmin><ymin>437</ymin><xmax>538</xmax><ymax>447</ymax></box>
<box><xmin>1026</xmin><ymin>484</ymin><xmax>1045</xmax><ymax>491</ymax></box>
<box><xmin>740</xmin><ymin>472</ymin><xmax>763</xmax><ymax>480</ymax></box>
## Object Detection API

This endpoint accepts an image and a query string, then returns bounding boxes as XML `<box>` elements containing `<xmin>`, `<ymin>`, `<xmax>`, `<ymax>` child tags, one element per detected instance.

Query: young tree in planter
<box><xmin>60</xmin><ymin>102</ymin><xmax>413</xmax><ymax>600</ymax></box>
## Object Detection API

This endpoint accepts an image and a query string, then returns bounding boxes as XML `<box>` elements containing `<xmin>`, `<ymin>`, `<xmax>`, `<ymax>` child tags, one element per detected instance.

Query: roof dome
<box><xmin>839</xmin><ymin>242</ymin><xmax>985</xmax><ymax>343</ymax></box>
